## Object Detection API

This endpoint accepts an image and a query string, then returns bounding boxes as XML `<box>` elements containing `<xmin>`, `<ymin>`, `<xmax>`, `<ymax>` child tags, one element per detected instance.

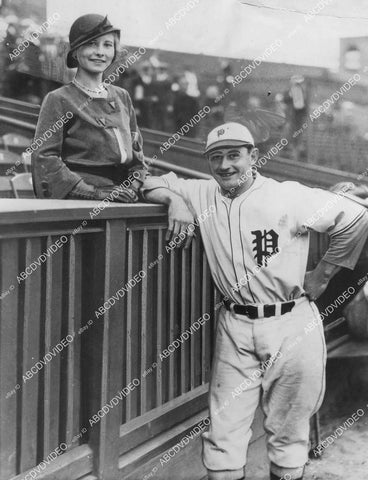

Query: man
<box><xmin>316</xmin><ymin>180</ymin><xmax>368</xmax><ymax>324</ymax></box>
<box><xmin>173</xmin><ymin>75</ymin><xmax>200</xmax><ymax>137</ymax></box>
<box><xmin>284</xmin><ymin>75</ymin><xmax>308</xmax><ymax>161</ymax></box>
<box><xmin>151</xmin><ymin>62</ymin><xmax>173</xmax><ymax>132</ymax></box>
<box><xmin>141</xmin><ymin>122</ymin><xmax>368</xmax><ymax>480</ymax></box>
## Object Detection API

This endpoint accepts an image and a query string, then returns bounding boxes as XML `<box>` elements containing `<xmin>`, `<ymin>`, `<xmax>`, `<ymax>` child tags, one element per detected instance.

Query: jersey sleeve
<box><xmin>141</xmin><ymin>172</ymin><xmax>208</xmax><ymax>207</ymax></box>
<box><xmin>294</xmin><ymin>183</ymin><xmax>368</xmax><ymax>269</ymax></box>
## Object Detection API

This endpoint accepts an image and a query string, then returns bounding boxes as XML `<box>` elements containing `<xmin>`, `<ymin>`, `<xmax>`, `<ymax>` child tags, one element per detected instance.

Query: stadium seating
<box><xmin>10</xmin><ymin>172</ymin><xmax>34</xmax><ymax>198</ymax></box>
<box><xmin>0</xmin><ymin>132</ymin><xmax>31</xmax><ymax>154</ymax></box>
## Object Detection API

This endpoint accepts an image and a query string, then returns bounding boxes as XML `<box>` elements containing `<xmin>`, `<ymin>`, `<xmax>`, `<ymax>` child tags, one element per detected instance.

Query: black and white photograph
<box><xmin>0</xmin><ymin>1</ymin><xmax>368</xmax><ymax>479</ymax></box>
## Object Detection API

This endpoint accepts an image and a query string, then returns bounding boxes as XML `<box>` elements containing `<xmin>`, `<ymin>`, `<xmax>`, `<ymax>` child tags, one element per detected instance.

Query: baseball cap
<box><xmin>205</xmin><ymin>122</ymin><xmax>255</xmax><ymax>154</ymax></box>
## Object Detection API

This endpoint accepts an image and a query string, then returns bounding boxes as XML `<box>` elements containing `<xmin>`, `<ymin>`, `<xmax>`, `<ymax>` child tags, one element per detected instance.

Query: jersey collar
<box><xmin>220</xmin><ymin>173</ymin><xmax>266</xmax><ymax>202</ymax></box>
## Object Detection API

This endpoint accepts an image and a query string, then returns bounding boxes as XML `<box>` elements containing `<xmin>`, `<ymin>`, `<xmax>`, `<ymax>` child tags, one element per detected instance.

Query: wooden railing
<box><xmin>0</xmin><ymin>199</ymin><xmax>347</xmax><ymax>480</ymax></box>
<box><xmin>0</xmin><ymin>200</ymin><xmax>215</xmax><ymax>480</ymax></box>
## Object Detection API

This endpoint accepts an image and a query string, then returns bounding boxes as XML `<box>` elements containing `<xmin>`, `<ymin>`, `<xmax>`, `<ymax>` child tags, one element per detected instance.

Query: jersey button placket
<box><xmin>228</xmin><ymin>197</ymin><xmax>248</xmax><ymax>304</ymax></box>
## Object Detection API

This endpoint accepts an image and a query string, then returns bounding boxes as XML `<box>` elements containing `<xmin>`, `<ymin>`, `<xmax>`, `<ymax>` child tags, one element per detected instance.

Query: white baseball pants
<box><xmin>202</xmin><ymin>297</ymin><xmax>326</xmax><ymax>480</ymax></box>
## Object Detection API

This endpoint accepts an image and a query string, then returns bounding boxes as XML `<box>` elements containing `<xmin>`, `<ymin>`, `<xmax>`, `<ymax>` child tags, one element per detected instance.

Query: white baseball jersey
<box><xmin>143</xmin><ymin>173</ymin><xmax>368</xmax><ymax>305</ymax></box>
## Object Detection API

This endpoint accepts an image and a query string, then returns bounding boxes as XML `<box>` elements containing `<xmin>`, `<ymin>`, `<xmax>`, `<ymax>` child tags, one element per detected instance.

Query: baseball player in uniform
<box><xmin>141</xmin><ymin>122</ymin><xmax>368</xmax><ymax>480</ymax></box>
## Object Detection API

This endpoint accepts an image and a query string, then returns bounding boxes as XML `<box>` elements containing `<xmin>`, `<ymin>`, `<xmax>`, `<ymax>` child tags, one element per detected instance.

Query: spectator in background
<box><xmin>151</xmin><ymin>62</ymin><xmax>173</xmax><ymax>132</ymax></box>
<box><xmin>274</xmin><ymin>93</ymin><xmax>287</xmax><ymax>118</ymax></box>
<box><xmin>183</xmin><ymin>65</ymin><xmax>200</xmax><ymax>99</ymax></box>
<box><xmin>108</xmin><ymin>47</ymin><xmax>135</xmax><ymax>95</ymax></box>
<box><xmin>12</xmin><ymin>20</ymin><xmax>43</xmax><ymax>103</ymax></box>
<box><xmin>138</xmin><ymin>60</ymin><xmax>155</xmax><ymax>128</ymax></box>
<box><xmin>1</xmin><ymin>15</ymin><xmax>20</xmax><ymax>97</ymax></box>
<box><xmin>216</xmin><ymin>59</ymin><xmax>234</xmax><ymax>106</ymax></box>
<box><xmin>247</xmin><ymin>95</ymin><xmax>261</xmax><ymax>109</ymax></box>
<box><xmin>274</xmin><ymin>93</ymin><xmax>288</xmax><ymax>138</ymax></box>
<box><xmin>1</xmin><ymin>16</ymin><xmax>45</xmax><ymax>103</ymax></box>
<box><xmin>284</xmin><ymin>75</ymin><xmax>308</xmax><ymax>160</ymax></box>
<box><xmin>127</xmin><ymin>68</ymin><xmax>144</xmax><ymax>124</ymax></box>
<box><xmin>217</xmin><ymin>60</ymin><xmax>233</xmax><ymax>86</ymax></box>
<box><xmin>173</xmin><ymin>75</ymin><xmax>200</xmax><ymax>137</ymax></box>
<box><xmin>331</xmin><ymin>101</ymin><xmax>355</xmax><ymax>135</ymax></box>
<box><xmin>200</xmin><ymin>85</ymin><xmax>224</xmax><ymax>135</ymax></box>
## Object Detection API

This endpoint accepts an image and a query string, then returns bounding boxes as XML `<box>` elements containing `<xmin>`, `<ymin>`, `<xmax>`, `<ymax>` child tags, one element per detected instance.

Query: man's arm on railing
<box><xmin>143</xmin><ymin>182</ymin><xmax>195</xmax><ymax>249</ymax></box>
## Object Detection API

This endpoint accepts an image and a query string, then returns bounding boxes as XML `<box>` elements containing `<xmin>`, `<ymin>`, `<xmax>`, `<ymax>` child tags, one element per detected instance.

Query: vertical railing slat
<box><xmin>87</xmin><ymin>220</ymin><xmax>126</xmax><ymax>480</ymax></box>
<box><xmin>64</xmin><ymin>235</ymin><xmax>82</xmax><ymax>448</ymax></box>
<box><xmin>124</xmin><ymin>229</ymin><xmax>133</xmax><ymax>423</ymax></box>
<box><xmin>180</xmin><ymin>248</ymin><xmax>190</xmax><ymax>395</ymax></box>
<box><xmin>126</xmin><ymin>229</ymin><xmax>142</xmax><ymax>421</ymax></box>
<box><xmin>20</xmin><ymin>238</ymin><xmax>42</xmax><ymax>471</ymax></box>
<box><xmin>168</xmin><ymin>250</ymin><xmax>177</xmax><ymax>400</ymax></box>
<box><xmin>140</xmin><ymin>229</ymin><xmax>148</xmax><ymax>415</ymax></box>
<box><xmin>0</xmin><ymin>240</ymin><xmax>19</xmax><ymax>478</ymax></box>
<box><xmin>143</xmin><ymin>229</ymin><xmax>159</xmax><ymax>413</ymax></box>
<box><xmin>155</xmin><ymin>228</ymin><xmax>164</xmax><ymax>407</ymax></box>
<box><xmin>190</xmin><ymin>237</ymin><xmax>202</xmax><ymax>390</ymax></box>
<box><xmin>43</xmin><ymin>235</ymin><xmax>63</xmax><ymax>457</ymax></box>
<box><xmin>43</xmin><ymin>236</ymin><xmax>52</xmax><ymax>458</ymax></box>
<box><xmin>201</xmin><ymin>251</ymin><xmax>212</xmax><ymax>385</ymax></box>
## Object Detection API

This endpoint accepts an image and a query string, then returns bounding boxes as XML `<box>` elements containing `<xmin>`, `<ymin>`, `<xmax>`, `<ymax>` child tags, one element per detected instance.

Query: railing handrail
<box><xmin>0</xmin><ymin>200</ymin><xmax>167</xmax><ymax>224</ymax></box>
<box><xmin>0</xmin><ymin>95</ymin><xmax>41</xmax><ymax>111</ymax></box>
<box><xmin>0</xmin><ymin>115</ymin><xmax>35</xmax><ymax>132</ymax></box>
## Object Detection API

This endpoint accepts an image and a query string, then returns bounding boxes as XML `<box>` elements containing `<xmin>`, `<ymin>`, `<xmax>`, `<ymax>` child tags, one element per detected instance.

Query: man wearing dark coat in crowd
<box><xmin>173</xmin><ymin>76</ymin><xmax>200</xmax><ymax>138</ymax></box>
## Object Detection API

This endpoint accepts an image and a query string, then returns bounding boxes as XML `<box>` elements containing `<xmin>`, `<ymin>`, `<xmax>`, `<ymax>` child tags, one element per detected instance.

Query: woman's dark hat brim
<box><xmin>66</xmin><ymin>14</ymin><xmax>120</xmax><ymax>68</ymax></box>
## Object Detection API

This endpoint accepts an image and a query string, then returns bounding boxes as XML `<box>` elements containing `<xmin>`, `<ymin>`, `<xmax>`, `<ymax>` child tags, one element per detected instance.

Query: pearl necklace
<box><xmin>73</xmin><ymin>78</ymin><xmax>107</xmax><ymax>96</ymax></box>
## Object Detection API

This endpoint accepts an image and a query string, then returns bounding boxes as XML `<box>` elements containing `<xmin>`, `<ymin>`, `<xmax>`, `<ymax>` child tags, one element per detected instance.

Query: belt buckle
<box><xmin>256</xmin><ymin>305</ymin><xmax>264</xmax><ymax>318</ymax></box>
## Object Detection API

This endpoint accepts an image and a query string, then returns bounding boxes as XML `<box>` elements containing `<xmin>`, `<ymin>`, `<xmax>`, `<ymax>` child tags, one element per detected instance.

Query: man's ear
<box><xmin>206</xmin><ymin>155</ymin><xmax>216</xmax><ymax>175</ymax></box>
<box><xmin>250</xmin><ymin>147</ymin><xmax>259</xmax><ymax>165</ymax></box>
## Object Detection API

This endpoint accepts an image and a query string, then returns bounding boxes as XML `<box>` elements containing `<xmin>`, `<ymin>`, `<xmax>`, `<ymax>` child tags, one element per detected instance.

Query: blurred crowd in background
<box><xmin>1</xmin><ymin>4</ymin><xmax>368</xmax><ymax>173</ymax></box>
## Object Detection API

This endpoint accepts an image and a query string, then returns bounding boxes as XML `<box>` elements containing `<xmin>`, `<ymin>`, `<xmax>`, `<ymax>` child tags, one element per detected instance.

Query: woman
<box><xmin>32</xmin><ymin>14</ymin><xmax>147</xmax><ymax>201</ymax></box>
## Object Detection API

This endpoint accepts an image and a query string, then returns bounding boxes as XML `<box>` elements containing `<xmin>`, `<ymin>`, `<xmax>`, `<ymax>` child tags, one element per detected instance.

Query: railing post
<box><xmin>82</xmin><ymin>218</ymin><xmax>126</xmax><ymax>480</ymax></box>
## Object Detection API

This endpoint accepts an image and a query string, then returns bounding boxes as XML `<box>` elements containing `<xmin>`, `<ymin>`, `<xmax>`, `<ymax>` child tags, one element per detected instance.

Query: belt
<box><xmin>223</xmin><ymin>298</ymin><xmax>296</xmax><ymax>319</ymax></box>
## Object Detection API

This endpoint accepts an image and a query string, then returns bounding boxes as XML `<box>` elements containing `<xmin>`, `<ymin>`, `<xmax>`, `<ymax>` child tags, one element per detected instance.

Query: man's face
<box><xmin>207</xmin><ymin>146</ymin><xmax>258</xmax><ymax>196</ymax></box>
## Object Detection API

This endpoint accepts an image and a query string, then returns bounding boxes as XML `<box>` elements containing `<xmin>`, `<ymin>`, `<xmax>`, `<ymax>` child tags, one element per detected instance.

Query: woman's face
<box><xmin>75</xmin><ymin>33</ymin><xmax>115</xmax><ymax>74</ymax></box>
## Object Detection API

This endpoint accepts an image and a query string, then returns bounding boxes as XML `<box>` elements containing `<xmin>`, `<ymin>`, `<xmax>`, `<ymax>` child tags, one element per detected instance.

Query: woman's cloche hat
<box><xmin>67</xmin><ymin>14</ymin><xmax>120</xmax><ymax>68</ymax></box>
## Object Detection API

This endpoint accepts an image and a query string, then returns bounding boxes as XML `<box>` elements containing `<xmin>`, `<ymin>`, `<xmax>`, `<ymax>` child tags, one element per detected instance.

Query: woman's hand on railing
<box><xmin>67</xmin><ymin>181</ymin><xmax>138</xmax><ymax>202</ymax></box>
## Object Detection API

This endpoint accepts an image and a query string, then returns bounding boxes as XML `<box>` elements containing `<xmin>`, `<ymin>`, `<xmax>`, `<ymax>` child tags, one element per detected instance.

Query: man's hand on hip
<box><xmin>303</xmin><ymin>270</ymin><xmax>330</xmax><ymax>301</ymax></box>
<box><xmin>304</xmin><ymin>259</ymin><xmax>340</xmax><ymax>301</ymax></box>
